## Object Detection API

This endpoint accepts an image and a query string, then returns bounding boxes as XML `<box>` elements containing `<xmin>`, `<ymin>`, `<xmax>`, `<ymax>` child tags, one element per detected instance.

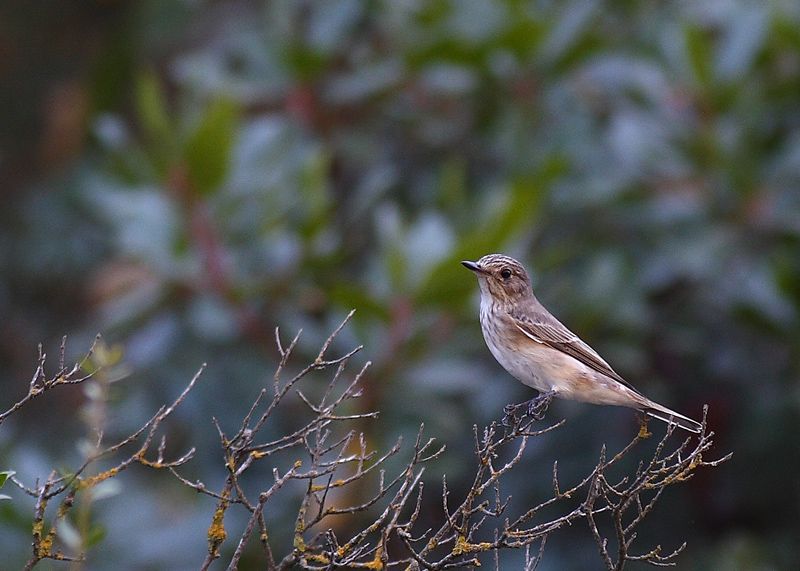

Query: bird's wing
<box><xmin>509</xmin><ymin>309</ymin><xmax>641</xmax><ymax>394</ymax></box>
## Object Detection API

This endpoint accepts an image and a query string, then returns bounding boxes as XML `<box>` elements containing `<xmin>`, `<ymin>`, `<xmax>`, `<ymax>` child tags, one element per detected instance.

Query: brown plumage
<box><xmin>463</xmin><ymin>254</ymin><xmax>701</xmax><ymax>433</ymax></box>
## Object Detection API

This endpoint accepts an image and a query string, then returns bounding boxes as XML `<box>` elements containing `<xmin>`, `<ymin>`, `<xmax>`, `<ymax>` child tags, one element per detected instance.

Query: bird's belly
<box><xmin>482</xmin><ymin>326</ymin><xmax>558</xmax><ymax>393</ymax></box>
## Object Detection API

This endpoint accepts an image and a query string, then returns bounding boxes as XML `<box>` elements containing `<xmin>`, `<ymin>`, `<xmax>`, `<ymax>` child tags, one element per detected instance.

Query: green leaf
<box><xmin>298</xmin><ymin>151</ymin><xmax>331</xmax><ymax>238</ymax></box>
<box><xmin>439</xmin><ymin>156</ymin><xmax>467</xmax><ymax>212</ymax></box>
<box><xmin>135</xmin><ymin>71</ymin><xmax>177</xmax><ymax>175</ymax></box>
<box><xmin>184</xmin><ymin>98</ymin><xmax>239</xmax><ymax>197</ymax></box>
<box><xmin>136</xmin><ymin>72</ymin><xmax>171</xmax><ymax>141</ymax></box>
<box><xmin>387</xmin><ymin>245</ymin><xmax>407</xmax><ymax>291</ymax></box>
<box><xmin>0</xmin><ymin>471</ymin><xmax>15</xmax><ymax>488</ymax></box>
<box><xmin>685</xmin><ymin>24</ymin><xmax>713</xmax><ymax>87</ymax></box>
<box><xmin>499</xmin><ymin>18</ymin><xmax>544</xmax><ymax>58</ymax></box>
<box><xmin>329</xmin><ymin>283</ymin><xmax>390</xmax><ymax>321</ymax></box>
<box><xmin>85</xmin><ymin>524</ymin><xmax>107</xmax><ymax>549</ymax></box>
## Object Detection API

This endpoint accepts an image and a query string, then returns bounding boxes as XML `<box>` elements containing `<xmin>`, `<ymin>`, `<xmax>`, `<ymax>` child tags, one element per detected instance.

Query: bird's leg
<box><xmin>502</xmin><ymin>389</ymin><xmax>558</xmax><ymax>426</ymax></box>
<box><xmin>502</xmin><ymin>403</ymin><xmax>521</xmax><ymax>427</ymax></box>
<box><xmin>526</xmin><ymin>389</ymin><xmax>557</xmax><ymax>420</ymax></box>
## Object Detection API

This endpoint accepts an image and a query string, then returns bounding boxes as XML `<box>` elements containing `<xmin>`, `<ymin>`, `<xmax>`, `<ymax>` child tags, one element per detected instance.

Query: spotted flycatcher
<box><xmin>463</xmin><ymin>254</ymin><xmax>701</xmax><ymax>433</ymax></box>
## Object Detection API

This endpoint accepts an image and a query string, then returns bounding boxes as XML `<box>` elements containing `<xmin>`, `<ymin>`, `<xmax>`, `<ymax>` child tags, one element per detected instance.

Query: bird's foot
<box><xmin>501</xmin><ymin>403</ymin><xmax>520</xmax><ymax>427</ymax></box>
<box><xmin>527</xmin><ymin>389</ymin><xmax>557</xmax><ymax>420</ymax></box>
<box><xmin>502</xmin><ymin>390</ymin><xmax>557</xmax><ymax>427</ymax></box>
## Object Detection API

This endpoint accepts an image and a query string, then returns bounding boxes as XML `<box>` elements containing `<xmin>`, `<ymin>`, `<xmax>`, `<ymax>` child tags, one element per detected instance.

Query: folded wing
<box><xmin>509</xmin><ymin>309</ymin><xmax>641</xmax><ymax>394</ymax></box>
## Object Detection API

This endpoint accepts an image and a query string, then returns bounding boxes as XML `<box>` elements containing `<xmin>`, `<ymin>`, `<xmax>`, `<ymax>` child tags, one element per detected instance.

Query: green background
<box><xmin>1</xmin><ymin>1</ymin><xmax>799</xmax><ymax>568</ymax></box>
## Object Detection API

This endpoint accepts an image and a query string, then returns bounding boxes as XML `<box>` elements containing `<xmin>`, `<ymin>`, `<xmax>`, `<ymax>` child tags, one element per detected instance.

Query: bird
<box><xmin>462</xmin><ymin>253</ymin><xmax>701</xmax><ymax>433</ymax></box>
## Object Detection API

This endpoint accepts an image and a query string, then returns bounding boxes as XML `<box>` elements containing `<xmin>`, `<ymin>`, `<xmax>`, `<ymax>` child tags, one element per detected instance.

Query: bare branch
<box><xmin>4</xmin><ymin>324</ymin><xmax>729</xmax><ymax>570</ymax></box>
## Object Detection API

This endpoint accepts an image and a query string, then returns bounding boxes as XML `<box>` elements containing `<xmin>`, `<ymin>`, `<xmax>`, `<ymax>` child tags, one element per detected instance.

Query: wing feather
<box><xmin>509</xmin><ymin>309</ymin><xmax>641</xmax><ymax>394</ymax></box>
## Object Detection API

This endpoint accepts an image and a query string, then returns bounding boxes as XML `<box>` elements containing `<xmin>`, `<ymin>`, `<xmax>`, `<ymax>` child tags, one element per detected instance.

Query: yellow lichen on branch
<box><xmin>32</xmin><ymin>515</ymin><xmax>52</xmax><ymax>558</ymax></box>
<box><xmin>38</xmin><ymin>533</ymin><xmax>54</xmax><ymax>558</ymax></box>
<box><xmin>362</xmin><ymin>545</ymin><xmax>384</xmax><ymax>569</ymax></box>
<box><xmin>637</xmin><ymin>419</ymin><xmax>652</xmax><ymax>439</ymax></box>
<box><xmin>311</xmin><ymin>478</ymin><xmax>347</xmax><ymax>492</ymax></box>
<box><xmin>136</xmin><ymin>457</ymin><xmax>163</xmax><ymax>468</ymax></box>
<box><xmin>293</xmin><ymin>534</ymin><xmax>306</xmax><ymax>552</ymax></box>
<box><xmin>451</xmin><ymin>535</ymin><xmax>492</xmax><ymax>556</ymax></box>
<box><xmin>207</xmin><ymin>491</ymin><xmax>229</xmax><ymax>556</ymax></box>
<box><xmin>77</xmin><ymin>467</ymin><xmax>120</xmax><ymax>490</ymax></box>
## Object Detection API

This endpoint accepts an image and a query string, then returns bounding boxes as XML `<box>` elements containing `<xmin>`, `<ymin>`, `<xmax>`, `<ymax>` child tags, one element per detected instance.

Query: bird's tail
<box><xmin>642</xmin><ymin>401</ymin><xmax>702</xmax><ymax>434</ymax></box>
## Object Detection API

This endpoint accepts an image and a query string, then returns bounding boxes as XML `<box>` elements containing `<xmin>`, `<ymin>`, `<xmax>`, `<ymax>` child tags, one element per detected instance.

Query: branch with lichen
<box><xmin>2</xmin><ymin>338</ymin><xmax>202</xmax><ymax>569</ymax></box>
<box><xmin>0</xmin><ymin>336</ymin><xmax>97</xmax><ymax>427</ymax></box>
<box><xmin>178</xmin><ymin>312</ymin><xmax>729</xmax><ymax>570</ymax></box>
<box><xmin>178</xmin><ymin>310</ymin><xmax>445</xmax><ymax>570</ymax></box>
<box><xmin>391</xmin><ymin>408</ymin><xmax>729</xmax><ymax>570</ymax></box>
<box><xmin>2</xmin><ymin>315</ymin><xmax>730</xmax><ymax>570</ymax></box>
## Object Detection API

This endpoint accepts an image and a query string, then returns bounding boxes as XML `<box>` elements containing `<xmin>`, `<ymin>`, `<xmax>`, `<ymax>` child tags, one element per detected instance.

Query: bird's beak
<box><xmin>461</xmin><ymin>260</ymin><xmax>487</xmax><ymax>275</ymax></box>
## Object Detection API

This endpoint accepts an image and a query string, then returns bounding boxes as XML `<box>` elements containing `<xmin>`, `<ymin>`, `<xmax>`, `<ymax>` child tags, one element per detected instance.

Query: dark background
<box><xmin>1</xmin><ymin>1</ymin><xmax>799</xmax><ymax>569</ymax></box>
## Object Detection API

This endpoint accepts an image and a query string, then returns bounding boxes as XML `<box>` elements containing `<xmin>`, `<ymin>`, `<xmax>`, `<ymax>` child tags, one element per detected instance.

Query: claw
<box><xmin>501</xmin><ymin>404</ymin><xmax>518</xmax><ymax>427</ymax></box>
<box><xmin>501</xmin><ymin>390</ymin><xmax>557</xmax><ymax>426</ymax></box>
<box><xmin>526</xmin><ymin>390</ymin><xmax>556</xmax><ymax>420</ymax></box>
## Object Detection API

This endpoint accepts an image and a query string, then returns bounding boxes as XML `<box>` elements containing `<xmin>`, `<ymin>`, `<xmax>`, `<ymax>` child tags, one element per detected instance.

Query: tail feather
<box><xmin>643</xmin><ymin>402</ymin><xmax>702</xmax><ymax>434</ymax></box>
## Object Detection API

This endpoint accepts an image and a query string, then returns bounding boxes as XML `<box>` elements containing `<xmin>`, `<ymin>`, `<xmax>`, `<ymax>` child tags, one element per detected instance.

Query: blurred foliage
<box><xmin>1</xmin><ymin>0</ymin><xmax>800</xmax><ymax>568</ymax></box>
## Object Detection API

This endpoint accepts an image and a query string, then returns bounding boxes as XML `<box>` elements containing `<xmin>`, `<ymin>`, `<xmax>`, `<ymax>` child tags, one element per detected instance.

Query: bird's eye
<box><xmin>500</xmin><ymin>268</ymin><xmax>512</xmax><ymax>280</ymax></box>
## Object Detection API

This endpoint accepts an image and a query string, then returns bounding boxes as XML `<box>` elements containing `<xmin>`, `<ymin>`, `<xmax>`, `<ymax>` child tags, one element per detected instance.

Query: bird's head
<box><xmin>461</xmin><ymin>254</ymin><xmax>532</xmax><ymax>303</ymax></box>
